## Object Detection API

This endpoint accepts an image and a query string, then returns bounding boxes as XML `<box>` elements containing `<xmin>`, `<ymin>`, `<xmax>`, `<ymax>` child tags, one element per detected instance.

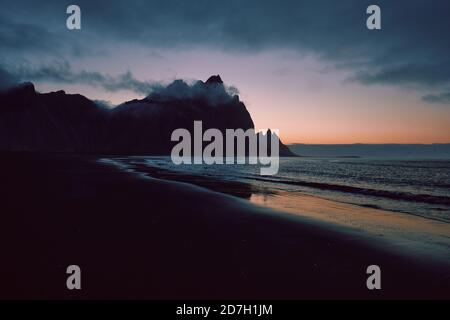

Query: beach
<box><xmin>0</xmin><ymin>152</ymin><xmax>449</xmax><ymax>299</ymax></box>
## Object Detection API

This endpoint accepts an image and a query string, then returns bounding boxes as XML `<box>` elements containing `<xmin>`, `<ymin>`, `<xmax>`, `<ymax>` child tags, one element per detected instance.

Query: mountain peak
<box><xmin>205</xmin><ymin>75</ymin><xmax>223</xmax><ymax>85</ymax></box>
<box><xmin>16</xmin><ymin>82</ymin><xmax>35</xmax><ymax>92</ymax></box>
<box><xmin>2</xmin><ymin>82</ymin><xmax>35</xmax><ymax>97</ymax></box>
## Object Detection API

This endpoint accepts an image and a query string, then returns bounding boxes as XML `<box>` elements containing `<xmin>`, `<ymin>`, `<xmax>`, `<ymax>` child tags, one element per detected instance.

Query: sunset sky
<box><xmin>1</xmin><ymin>0</ymin><xmax>450</xmax><ymax>144</ymax></box>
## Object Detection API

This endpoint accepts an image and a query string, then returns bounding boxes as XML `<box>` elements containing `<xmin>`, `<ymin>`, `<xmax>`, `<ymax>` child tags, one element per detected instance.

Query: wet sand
<box><xmin>249</xmin><ymin>191</ymin><xmax>450</xmax><ymax>262</ymax></box>
<box><xmin>0</xmin><ymin>153</ymin><xmax>449</xmax><ymax>299</ymax></box>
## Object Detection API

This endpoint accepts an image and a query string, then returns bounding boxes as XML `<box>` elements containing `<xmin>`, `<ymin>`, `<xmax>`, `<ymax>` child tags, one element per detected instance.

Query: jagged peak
<box><xmin>205</xmin><ymin>75</ymin><xmax>223</xmax><ymax>85</ymax></box>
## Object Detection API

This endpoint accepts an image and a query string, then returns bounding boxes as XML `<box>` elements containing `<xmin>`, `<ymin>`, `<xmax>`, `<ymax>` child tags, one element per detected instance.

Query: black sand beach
<box><xmin>0</xmin><ymin>153</ymin><xmax>449</xmax><ymax>299</ymax></box>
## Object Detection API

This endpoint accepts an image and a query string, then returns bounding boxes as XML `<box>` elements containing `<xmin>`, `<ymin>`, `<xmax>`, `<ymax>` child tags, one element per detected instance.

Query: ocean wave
<box><xmin>250</xmin><ymin>176</ymin><xmax>450</xmax><ymax>206</ymax></box>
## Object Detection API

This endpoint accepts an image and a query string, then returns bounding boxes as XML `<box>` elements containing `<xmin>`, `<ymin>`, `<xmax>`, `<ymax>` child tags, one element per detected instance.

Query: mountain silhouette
<box><xmin>0</xmin><ymin>76</ymin><xmax>296</xmax><ymax>156</ymax></box>
<box><xmin>205</xmin><ymin>74</ymin><xmax>224</xmax><ymax>85</ymax></box>
<box><xmin>0</xmin><ymin>82</ymin><xmax>107</xmax><ymax>152</ymax></box>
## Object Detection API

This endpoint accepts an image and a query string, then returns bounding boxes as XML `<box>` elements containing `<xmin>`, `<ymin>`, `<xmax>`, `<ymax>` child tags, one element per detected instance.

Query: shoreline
<box><xmin>1</xmin><ymin>152</ymin><xmax>449</xmax><ymax>299</ymax></box>
<box><xmin>104</xmin><ymin>156</ymin><xmax>450</xmax><ymax>264</ymax></box>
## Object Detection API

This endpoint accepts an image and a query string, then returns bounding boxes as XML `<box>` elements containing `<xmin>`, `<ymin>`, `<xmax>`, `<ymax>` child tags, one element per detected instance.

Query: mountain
<box><xmin>0</xmin><ymin>76</ymin><xmax>296</xmax><ymax>156</ymax></box>
<box><xmin>259</xmin><ymin>129</ymin><xmax>297</xmax><ymax>157</ymax></box>
<box><xmin>0</xmin><ymin>82</ymin><xmax>107</xmax><ymax>152</ymax></box>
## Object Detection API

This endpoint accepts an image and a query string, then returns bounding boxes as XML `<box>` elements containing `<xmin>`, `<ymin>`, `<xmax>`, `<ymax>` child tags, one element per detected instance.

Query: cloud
<box><xmin>0</xmin><ymin>14</ymin><xmax>56</xmax><ymax>54</ymax></box>
<box><xmin>351</xmin><ymin>62</ymin><xmax>450</xmax><ymax>87</ymax></box>
<box><xmin>2</xmin><ymin>60</ymin><xmax>239</xmax><ymax>104</ymax></box>
<box><xmin>1</xmin><ymin>0</ymin><xmax>450</xmax><ymax>101</ymax></box>
<box><xmin>149</xmin><ymin>77</ymin><xmax>238</xmax><ymax>106</ymax></box>
<box><xmin>0</xmin><ymin>65</ymin><xmax>19</xmax><ymax>90</ymax></box>
<box><xmin>8</xmin><ymin>61</ymin><xmax>159</xmax><ymax>95</ymax></box>
<box><xmin>422</xmin><ymin>92</ymin><xmax>450</xmax><ymax>104</ymax></box>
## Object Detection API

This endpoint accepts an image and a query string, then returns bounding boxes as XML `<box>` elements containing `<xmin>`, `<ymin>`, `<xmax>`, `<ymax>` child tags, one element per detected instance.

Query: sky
<box><xmin>1</xmin><ymin>0</ymin><xmax>450</xmax><ymax>144</ymax></box>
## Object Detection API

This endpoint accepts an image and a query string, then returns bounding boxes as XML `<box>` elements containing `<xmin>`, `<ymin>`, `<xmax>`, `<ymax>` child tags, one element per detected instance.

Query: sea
<box><xmin>105</xmin><ymin>144</ymin><xmax>450</xmax><ymax>224</ymax></box>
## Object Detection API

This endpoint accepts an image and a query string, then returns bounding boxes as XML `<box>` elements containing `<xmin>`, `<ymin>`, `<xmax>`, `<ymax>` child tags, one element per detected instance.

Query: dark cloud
<box><xmin>149</xmin><ymin>77</ymin><xmax>239</xmax><ymax>106</ymax></box>
<box><xmin>8</xmin><ymin>60</ymin><xmax>159</xmax><ymax>95</ymax></box>
<box><xmin>2</xmin><ymin>61</ymin><xmax>239</xmax><ymax>100</ymax></box>
<box><xmin>0</xmin><ymin>14</ymin><xmax>59</xmax><ymax>54</ymax></box>
<box><xmin>351</xmin><ymin>62</ymin><xmax>450</xmax><ymax>87</ymax></box>
<box><xmin>422</xmin><ymin>92</ymin><xmax>450</xmax><ymax>105</ymax></box>
<box><xmin>93</xmin><ymin>100</ymin><xmax>116</xmax><ymax>109</ymax></box>
<box><xmin>0</xmin><ymin>65</ymin><xmax>19</xmax><ymax>90</ymax></box>
<box><xmin>1</xmin><ymin>0</ymin><xmax>450</xmax><ymax>102</ymax></box>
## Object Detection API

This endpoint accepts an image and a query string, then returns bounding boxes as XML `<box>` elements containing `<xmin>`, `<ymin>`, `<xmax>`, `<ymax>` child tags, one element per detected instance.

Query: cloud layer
<box><xmin>422</xmin><ymin>92</ymin><xmax>450</xmax><ymax>104</ymax></box>
<box><xmin>1</xmin><ymin>0</ymin><xmax>450</xmax><ymax>102</ymax></box>
<box><xmin>1</xmin><ymin>60</ymin><xmax>159</xmax><ymax>95</ymax></box>
<box><xmin>1</xmin><ymin>61</ymin><xmax>239</xmax><ymax>103</ymax></box>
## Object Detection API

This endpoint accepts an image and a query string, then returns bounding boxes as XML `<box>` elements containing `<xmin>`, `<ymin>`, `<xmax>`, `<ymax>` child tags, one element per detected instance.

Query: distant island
<box><xmin>289</xmin><ymin>143</ymin><xmax>450</xmax><ymax>159</ymax></box>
